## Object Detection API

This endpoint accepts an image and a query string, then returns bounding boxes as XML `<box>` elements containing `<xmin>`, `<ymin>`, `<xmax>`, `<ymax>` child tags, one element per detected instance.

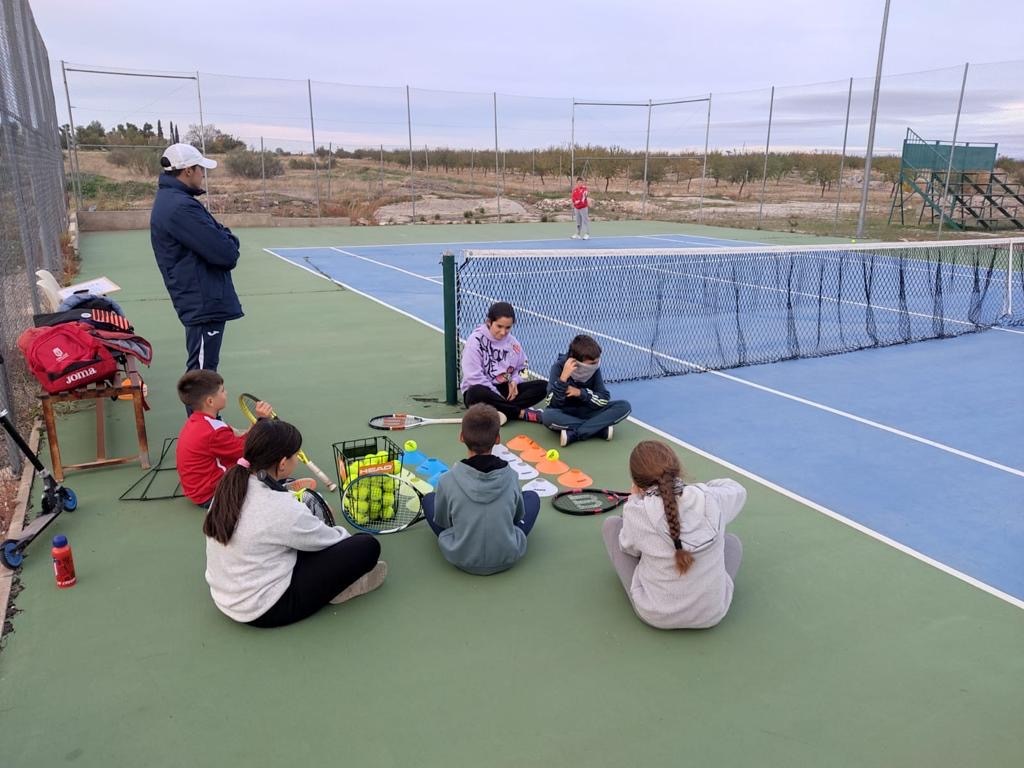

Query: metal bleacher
<box><xmin>888</xmin><ymin>129</ymin><xmax>1023</xmax><ymax>231</ymax></box>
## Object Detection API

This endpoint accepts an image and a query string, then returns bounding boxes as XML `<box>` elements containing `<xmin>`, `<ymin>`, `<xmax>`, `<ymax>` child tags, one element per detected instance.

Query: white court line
<box><xmin>266</xmin><ymin>245</ymin><xmax>1024</xmax><ymax>611</ymax></box>
<box><xmin>634</xmin><ymin>416</ymin><xmax>1024</xmax><ymax>611</ymax></box>
<box><xmin>263</xmin><ymin>249</ymin><xmax>442</xmax><ymax>333</ymax></box>
<box><xmin>311</xmin><ymin>246</ymin><xmax>1024</xmax><ymax>479</ymax></box>
<box><xmin>270</xmin><ymin>232</ymin><xmax>732</xmax><ymax>252</ymax></box>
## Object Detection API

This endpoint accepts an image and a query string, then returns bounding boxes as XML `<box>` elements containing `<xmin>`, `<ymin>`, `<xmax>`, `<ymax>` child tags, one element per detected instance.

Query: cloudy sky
<box><xmin>29</xmin><ymin>0</ymin><xmax>1024</xmax><ymax>156</ymax></box>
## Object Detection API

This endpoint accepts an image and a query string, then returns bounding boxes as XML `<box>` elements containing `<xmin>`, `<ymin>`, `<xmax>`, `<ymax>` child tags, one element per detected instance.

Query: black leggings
<box><xmin>463</xmin><ymin>380</ymin><xmax>548</xmax><ymax>420</ymax></box>
<box><xmin>248</xmin><ymin>534</ymin><xmax>380</xmax><ymax>628</ymax></box>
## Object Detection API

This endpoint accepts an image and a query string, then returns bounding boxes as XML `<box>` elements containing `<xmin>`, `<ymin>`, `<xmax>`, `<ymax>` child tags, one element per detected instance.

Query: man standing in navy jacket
<box><xmin>151</xmin><ymin>143</ymin><xmax>243</xmax><ymax>373</ymax></box>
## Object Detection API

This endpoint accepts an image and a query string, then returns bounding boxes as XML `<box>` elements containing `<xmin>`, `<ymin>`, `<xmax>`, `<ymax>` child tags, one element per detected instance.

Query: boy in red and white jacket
<box><xmin>571</xmin><ymin>176</ymin><xmax>590</xmax><ymax>240</ymax></box>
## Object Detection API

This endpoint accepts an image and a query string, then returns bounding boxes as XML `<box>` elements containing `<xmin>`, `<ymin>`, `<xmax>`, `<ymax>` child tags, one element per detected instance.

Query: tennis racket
<box><xmin>238</xmin><ymin>392</ymin><xmax>338</xmax><ymax>491</ymax></box>
<box><xmin>551</xmin><ymin>488</ymin><xmax>631</xmax><ymax>516</ymax></box>
<box><xmin>294</xmin><ymin>488</ymin><xmax>336</xmax><ymax>527</ymax></box>
<box><xmin>340</xmin><ymin>472</ymin><xmax>426</xmax><ymax>534</ymax></box>
<box><xmin>368</xmin><ymin>411</ymin><xmax>508</xmax><ymax>430</ymax></box>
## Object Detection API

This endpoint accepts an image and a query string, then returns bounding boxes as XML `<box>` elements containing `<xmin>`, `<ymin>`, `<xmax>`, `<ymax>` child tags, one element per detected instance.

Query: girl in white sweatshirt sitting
<box><xmin>602</xmin><ymin>440</ymin><xmax>746</xmax><ymax>629</ymax></box>
<box><xmin>204</xmin><ymin>419</ymin><xmax>386</xmax><ymax>628</ymax></box>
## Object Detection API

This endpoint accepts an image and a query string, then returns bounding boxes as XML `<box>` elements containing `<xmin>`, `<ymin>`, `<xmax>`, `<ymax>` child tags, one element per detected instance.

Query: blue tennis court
<box><xmin>268</xmin><ymin>232</ymin><xmax>1024</xmax><ymax>606</ymax></box>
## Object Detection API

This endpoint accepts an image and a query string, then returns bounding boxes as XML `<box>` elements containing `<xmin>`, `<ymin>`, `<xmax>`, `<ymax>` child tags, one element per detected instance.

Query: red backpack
<box><xmin>17</xmin><ymin>322</ymin><xmax>119</xmax><ymax>394</ymax></box>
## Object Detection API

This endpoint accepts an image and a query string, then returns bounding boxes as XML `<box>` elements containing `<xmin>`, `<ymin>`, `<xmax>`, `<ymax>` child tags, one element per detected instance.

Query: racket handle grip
<box><xmin>305</xmin><ymin>460</ymin><xmax>337</xmax><ymax>492</ymax></box>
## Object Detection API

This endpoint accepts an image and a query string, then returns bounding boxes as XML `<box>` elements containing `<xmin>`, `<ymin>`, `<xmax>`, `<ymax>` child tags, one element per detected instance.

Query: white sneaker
<box><xmin>603</xmin><ymin>425</ymin><xmax>614</xmax><ymax>441</ymax></box>
<box><xmin>331</xmin><ymin>560</ymin><xmax>388</xmax><ymax>604</ymax></box>
<box><xmin>571</xmin><ymin>234</ymin><xmax>581</xmax><ymax>240</ymax></box>
<box><xmin>582</xmin><ymin>234</ymin><xmax>590</xmax><ymax>240</ymax></box>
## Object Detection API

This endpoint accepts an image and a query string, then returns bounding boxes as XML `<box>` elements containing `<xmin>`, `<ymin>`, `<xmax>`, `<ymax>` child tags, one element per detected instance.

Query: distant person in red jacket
<box><xmin>571</xmin><ymin>176</ymin><xmax>590</xmax><ymax>240</ymax></box>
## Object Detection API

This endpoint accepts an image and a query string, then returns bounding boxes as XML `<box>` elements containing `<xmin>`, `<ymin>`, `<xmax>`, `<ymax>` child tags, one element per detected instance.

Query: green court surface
<box><xmin>0</xmin><ymin>222</ymin><xmax>1021</xmax><ymax>767</ymax></box>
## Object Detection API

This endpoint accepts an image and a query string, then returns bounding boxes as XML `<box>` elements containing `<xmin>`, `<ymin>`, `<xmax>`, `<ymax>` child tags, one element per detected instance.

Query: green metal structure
<box><xmin>888</xmin><ymin>129</ymin><xmax>1023</xmax><ymax>230</ymax></box>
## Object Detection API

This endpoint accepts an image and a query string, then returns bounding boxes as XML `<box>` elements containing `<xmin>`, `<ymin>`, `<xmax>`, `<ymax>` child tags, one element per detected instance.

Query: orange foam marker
<box><xmin>536</xmin><ymin>456</ymin><xmax>569</xmax><ymax>475</ymax></box>
<box><xmin>507</xmin><ymin>434</ymin><xmax>539</xmax><ymax>451</ymax></box>
<box><xmin>558</xmin><ymin>468</ymin><xmax>593</xmax><ymax>488</ymax></box>
<box><xmin>519</xmin><ymin>446</ymin><xmax>549</xmax><ymax>463</ymax></box>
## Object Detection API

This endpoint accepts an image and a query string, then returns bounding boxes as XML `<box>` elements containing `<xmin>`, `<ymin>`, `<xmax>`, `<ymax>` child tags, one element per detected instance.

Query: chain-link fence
<box><xmin>58</xmin><ymin>58</ymin><xmax>1024</xmax><ymax>239</ymax></box>
<box><xmin>0</xmin><ymin>0</ymin><xmax>67</xmax><ymax>473</ymax></box>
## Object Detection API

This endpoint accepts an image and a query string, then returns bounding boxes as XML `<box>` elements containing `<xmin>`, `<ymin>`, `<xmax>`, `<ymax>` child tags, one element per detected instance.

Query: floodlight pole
<box><xmin>856</xmin><ymin>0</ymin><xmax>891</xmax><ymax>238</ymax></box>
<box><xmin>936</xmin><ymin>62</ymin><xmax>969</xmax><ymax>239</ymax></box>
<box><xmin>757</xmin><ymin>85</ymin><xmax>775</xmax><ymax>229</ymax></box>
<box><xmin>570</xmin><ymin>98</ymin><xmax>576</xmax><ymax>189</ymax></box>
<box><xmin>833</xmin><ymin>77</ymin><xmax>854</xmax><ymax>234</ymax></box>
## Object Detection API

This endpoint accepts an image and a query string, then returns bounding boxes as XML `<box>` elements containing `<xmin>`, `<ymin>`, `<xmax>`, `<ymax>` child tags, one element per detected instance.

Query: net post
<box><xmin>1007</xmin><ymin>241</ymin><xmax>1015</xmax><ymax>318</ymax></box>
<box><xmin>442</xmin><ymin>251</ymin><xmax>458</xmax><ymax>405</ymax></box>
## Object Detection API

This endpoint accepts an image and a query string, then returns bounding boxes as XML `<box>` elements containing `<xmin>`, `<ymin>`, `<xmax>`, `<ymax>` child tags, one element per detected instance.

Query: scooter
<box><xmin>0</xmin><ymin>409</ymin><xmax>77</xmax><ymax>570</ymax></box>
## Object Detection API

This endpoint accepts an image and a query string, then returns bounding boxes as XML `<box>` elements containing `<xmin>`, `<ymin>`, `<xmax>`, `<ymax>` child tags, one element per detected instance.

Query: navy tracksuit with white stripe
<box><xmin>542</xmin><ymin>354</ymin><xmax>632</xmax><ymax>442</ymax></box>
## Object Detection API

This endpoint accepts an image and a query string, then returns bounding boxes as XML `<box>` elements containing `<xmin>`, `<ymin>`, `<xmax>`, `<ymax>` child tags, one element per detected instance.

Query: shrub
<box><xmin>226</xmin><ymin>149</ymin><xmax>283</xmax><ymax>179</ymax></box>
<box><xmin>288</xmin><ymin>157</ymin><xmax>316</xmax><ymax>170</ymax></box>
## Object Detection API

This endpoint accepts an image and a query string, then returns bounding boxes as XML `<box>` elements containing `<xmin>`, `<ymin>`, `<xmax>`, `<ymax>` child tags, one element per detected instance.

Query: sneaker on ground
<box><xmin>582</xmin><ymin>234</ymin><xmax>590</xmax><ymax>240</ymax></box>
<box><xmin>571</xmin><ymin>234</ymin><xmax>581</xmax><ymax>239</ymax></box>
<box><xmin>560</xmin><ymin>429</ymin><xmax>577</xmax><ymax>447</ymax></box>
<box><xmin>331</xmin><ymin>560</ymin><xmax>388</xmax><ymax>604</ymax></box>
<box><xmin>520</xmin><ymin>408</ymin><xmax>543</xmax><ymax>424</ymax></box>
<box><xmin>602</xmin><ymin>425</ymin><xmax>614</xmax><ymax>441</ymax></box>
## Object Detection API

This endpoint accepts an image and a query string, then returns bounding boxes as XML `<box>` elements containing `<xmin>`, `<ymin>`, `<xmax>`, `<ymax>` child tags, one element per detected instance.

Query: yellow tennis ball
<box><xmin>546</xmin><ymin>449</ymin><xmax>560</xmax><ymax>461</ymax></box>
<box><xmin>382</xmin><ymin>491</ymin><xmax>395</xmax><ymax>508</ymax></box>
<box><xmin>357</xmin><ymin>484</ymin><xmax>371</xmax><ymax>501</ymax></box>
<box><xmin>369</xmin><ymin>485</ymin><xmax>383</xmax><ymax>501</ymax></box>
<box><xmin>850</xmin><ymin>238</ymin><xmax>857</xmax><ymax>244</ymax></box>
<box><xmin>404</xmin><ymin>440</ymin><xmax>418</xmax><ymax>452</ymax></box>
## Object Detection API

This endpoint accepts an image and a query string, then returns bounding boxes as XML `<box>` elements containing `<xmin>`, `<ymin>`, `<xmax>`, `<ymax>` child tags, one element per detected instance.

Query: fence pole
<box><xmin>833</xmin><ymin>77</ymin><xmax>854</xmax><ymax>234</ymax></box>
<box><xmin>307</xmin><ymin>79</ymin><xmax>321</xmax><ymax>217</ymax></box>
<box><xmin>494</xmin><ymin>92</ymin><xmax>502</xmax><ymax>223</ymax></box>
<box><xmin>570</xmin><ymin>98</ymin><xmax>576</xmax><ymax>188</ymax></box>
<box><xmin>757</xmin><ymin>86</ymin><xmax>775</xmax><ymax>229</ymax></box>
<box><xmin>642</xmin><ymin>99</ymin><xmax>652</xmax><ymax>217</ymax></box>
<box><xmin>699</xmin><ymin>93</ymin><xmax>711</xmax><ymax>223</ymax></box>
<box><xmin>379</xmin><ymin>144</ymin><xmax>385</xmax><ymax>195</ymax></box>
<box><xmin>327</xmin><ymin>142</ymin><xmax>333</xmax><ymax>202</ymax></box>
<box><xmin>60</xmin><ymin>60</ymin><xmax>82</xmax><ymax>211</ymax></box>
<box><xmin>856</xmin><ymin>0</ymin><xmax>892</xmax><ymax>238</ymax></box>
<box><xmin>406</xmin><ymin>85</ymin><xmax>415</xmax><ymax>221</ymax></box>
<box><xmin>195</xmin><ymin>71</ymin><xmax>210</xmax><ymax>208</ymax></box>
<box><xmin>260</xmin><ymin>136</ymin><xmax>266</xmax><ymax>206</ymax></box>
<box><xmin>936</xmin><ymin>62</ymin><xmax>970</xmax><ymax>239</ymax></box>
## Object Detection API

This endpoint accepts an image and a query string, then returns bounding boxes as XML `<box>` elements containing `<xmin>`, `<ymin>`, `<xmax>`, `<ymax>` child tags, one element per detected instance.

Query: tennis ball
<box><xmin>382</xmin><ymin>506</ymin><xmax>395</xmax><ymax>521</ymax></box>
<box><xmin>851</xmin><ymin>238</ymin><xmax>857</xmax><ymax>244</ymax></box>
<box><xmin>357</xmin><ymin>484</ymin><xmax>371</xmax><ymax>501</ymax></box>
<box><xmin>404</xmin><ymin>440</ymin><xmax>417</xmax><ymax>452</ymax></box>
<box><xmin>546</xmin><ymin>449</ymin><xmax>560</xmax><ymax>462</ymax></box>
<box><xmin>369</xmin><ymin>485</ymin><xmax>383</xmax><ymax>501</ymax></box>
<box><xmin>382</xmin><ymin>491</ymin><xmax>395</xmax><ymax>508</ymax></box>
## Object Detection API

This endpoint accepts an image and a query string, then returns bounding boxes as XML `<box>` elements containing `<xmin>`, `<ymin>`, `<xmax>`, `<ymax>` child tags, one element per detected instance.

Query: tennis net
<box><xmin>446</xmin><ymin>238</ymin><xmax>1022</xmax><ymax>384</ymax></box>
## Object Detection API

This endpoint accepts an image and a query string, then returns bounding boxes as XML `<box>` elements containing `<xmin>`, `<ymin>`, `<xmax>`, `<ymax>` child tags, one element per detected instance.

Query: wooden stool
<box><xmin>40</xmin><ymin>376</ymin><xmax>151</xmax><ymax>482</ymax></box>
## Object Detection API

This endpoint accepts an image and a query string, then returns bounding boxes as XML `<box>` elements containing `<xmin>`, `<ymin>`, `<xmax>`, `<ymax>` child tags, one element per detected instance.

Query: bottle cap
<box><xmin>52</xmin><ymin>534</ymin><xmax>68</xmax><ymax>548</ymax></box>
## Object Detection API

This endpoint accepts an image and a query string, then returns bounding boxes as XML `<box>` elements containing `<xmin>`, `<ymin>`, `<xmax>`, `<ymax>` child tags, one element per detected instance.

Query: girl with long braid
<box><xmin>204</xmin><ymin>419</ymin><xmax>386</xmax><ymax>628</ymax></box>
<box><xmin>602</xmin><ymin>441</ymin><xmax>746</xmax><ymax>629</ymax></box>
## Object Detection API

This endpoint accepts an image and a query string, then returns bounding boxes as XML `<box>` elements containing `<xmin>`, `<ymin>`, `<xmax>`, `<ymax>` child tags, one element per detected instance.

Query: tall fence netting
<box><xmin>0</xmin><ymin>0</ymin><xmax>67</xmax><ymax>472</ymax></box>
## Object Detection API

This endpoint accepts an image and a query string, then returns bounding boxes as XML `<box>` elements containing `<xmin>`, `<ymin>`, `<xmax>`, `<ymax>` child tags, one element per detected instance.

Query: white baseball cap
<box><xmin>161</xmin><ymin>143</ymin><xmax>217</xmax><ymax>171</ymax></box>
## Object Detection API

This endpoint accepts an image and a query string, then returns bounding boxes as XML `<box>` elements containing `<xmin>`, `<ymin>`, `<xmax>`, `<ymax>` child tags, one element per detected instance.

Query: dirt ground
<box><xmin>70</xmin><ymin>150</ymin><xmax>954</xmax><ymax>237</ymax></box>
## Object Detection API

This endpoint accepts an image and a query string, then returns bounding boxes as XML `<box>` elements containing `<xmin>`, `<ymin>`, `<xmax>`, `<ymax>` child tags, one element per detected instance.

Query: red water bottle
<box><xmin>52</xmin><ymin>534</ymin><xmax>77</xmax><ymax>588</ymax></box>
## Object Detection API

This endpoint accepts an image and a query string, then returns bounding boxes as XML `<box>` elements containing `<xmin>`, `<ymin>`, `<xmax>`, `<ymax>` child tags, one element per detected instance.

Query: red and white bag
<box><xmin>17</xmin><ymin>322</ymin><xmax>118</xmax><ymax>394</ymax></box>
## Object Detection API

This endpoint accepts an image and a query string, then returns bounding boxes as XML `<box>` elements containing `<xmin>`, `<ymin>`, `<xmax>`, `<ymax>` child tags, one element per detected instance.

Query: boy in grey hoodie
<box><xmin>421</xmin><ymin>404</ymin><xmax>540</xmax><ymax>575</ymax></box>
